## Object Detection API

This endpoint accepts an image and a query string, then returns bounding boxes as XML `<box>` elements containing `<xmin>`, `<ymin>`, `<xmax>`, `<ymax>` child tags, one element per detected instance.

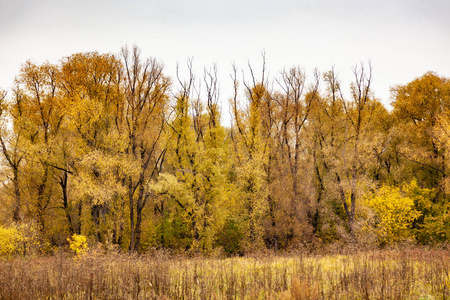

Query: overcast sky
<box><xmin>1</xmin><ymin>0</ymin><xmax>449</xmax><ymax>123</ymax></box>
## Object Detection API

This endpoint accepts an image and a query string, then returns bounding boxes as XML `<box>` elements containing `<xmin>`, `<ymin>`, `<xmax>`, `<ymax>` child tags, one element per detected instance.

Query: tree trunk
<box><xmin>132</xmin><ymin>185</ymin><xmax>146</xmax><ymax>252</ymax></box>
<box><xmin>12</xmin><ymin>167</ymin><xmax>21</xmax><ymax>222</ymax></box>
<box><xmin>128</xmin><ymin>177</ymin><xmax>135</xmax><ymax>251</ymax></box>
<box><xmin>60</xmin><ymin>171</ymin><xmax>75</xmax><ymax>234</ymax></box>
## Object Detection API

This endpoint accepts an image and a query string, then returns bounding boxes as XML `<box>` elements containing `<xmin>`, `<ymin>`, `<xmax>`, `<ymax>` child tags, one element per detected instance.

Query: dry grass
<box><xmin>0</xmin><ymin>248</ymin><xmax>448</xmax><ymax>299</ymax></box>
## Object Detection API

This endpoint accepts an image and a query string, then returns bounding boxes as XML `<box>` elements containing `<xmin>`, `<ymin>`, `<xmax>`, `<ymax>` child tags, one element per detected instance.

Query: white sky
<box><xmin>1</xmin><ymin>0</ymin><xmax>449</xmax><ymax>124</ymax></box>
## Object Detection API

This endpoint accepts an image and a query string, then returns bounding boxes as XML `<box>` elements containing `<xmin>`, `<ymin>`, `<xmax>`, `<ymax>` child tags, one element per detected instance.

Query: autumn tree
<box><xmin>158</xmin><ymin>61</ymin><xmax>232</xmax><ymax>253</ymax></box>
<box><xmin>193</xmin><ymin>66</ymin><xmax>232</xmax><ymax>251</ymax></box>
<box><xmin>156</xmin><ymin>60</ymin><xmax>198</xmax><ymax>251</ymax></box>
<box><xmin>306</xmin><ymin>64</ymin><xmax>391</xmax><ymax>242</ymax></box>
<box><xmin>391</xmin><ymin>72</ymin><xmax>450</xmax><ymax>189</ymax></box>
<box><xmin>0</xmin><ymin>89</ymin><xmax>25</xmax><ymax>222</ymax></box>
<box><xmin>119</xmin><ymin>46</ymin><xmax>170</xmax><ymax>252</ymax></box>
<box><xmin>58</xmin><ymin>52</ymin><xmax>125</xmax><ymax>242</ymax></box>
<box><xmin>268</xmin><ymin>67</ymin><xmax>320</xmax><ymax>248</ymax></box>
<box><xmin>1</xmin><ymin>48</ymin><xmax>449</xmax><ymax>252</ymax></box>
<box><xmin>342</xmin><ymin>63</ymin><xmax>375</xmax><ymax>237</ymax></box>
<box><xmin>390</xmin><ymin>72</ymin><xmax>450</xmax><ymax>244</ymax></box>
<box><xmin>229</xmin><ymin>58</ymin><xmax>271</xmax><ymax>251</ymax></box>
<box><xmin>8</xmin><ymin>61</ymin><xmax>65</xmax><ymax>239</ymax></box>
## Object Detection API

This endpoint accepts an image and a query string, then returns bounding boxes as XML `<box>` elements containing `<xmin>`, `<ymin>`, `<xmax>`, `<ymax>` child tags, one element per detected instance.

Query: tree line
<box><xmin>0</xmin><ymin>46</ymin><xmax>449</xmax><ymax>255</ymax></box>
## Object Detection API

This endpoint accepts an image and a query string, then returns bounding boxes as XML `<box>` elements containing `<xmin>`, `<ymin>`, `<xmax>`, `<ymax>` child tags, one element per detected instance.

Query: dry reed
<box><xmin>0</xmin><ymin>248</ymin><xmax>448</xmax><ymax>299</ymax></box>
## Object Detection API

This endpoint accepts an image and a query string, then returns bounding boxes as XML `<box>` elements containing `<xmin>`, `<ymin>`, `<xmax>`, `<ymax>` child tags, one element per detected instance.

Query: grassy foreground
<box><xmin>0</xmin><ymin>248</ymin><xmax>448</xmax><ymax>299</ymax></box>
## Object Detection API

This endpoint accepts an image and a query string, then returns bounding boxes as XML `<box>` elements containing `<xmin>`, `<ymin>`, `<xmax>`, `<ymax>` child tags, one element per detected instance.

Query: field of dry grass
<box><xmin>0</xmin><ymin>247</ymin><xmax>448</xmax><ymax>299</ymax></box>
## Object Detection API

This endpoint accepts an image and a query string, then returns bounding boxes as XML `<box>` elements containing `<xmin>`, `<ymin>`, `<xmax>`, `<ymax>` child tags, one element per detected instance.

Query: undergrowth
<box><xmin>0</xmin><ymin>248</ymin><xmax>448</xmax><ymax>299</ymax></box>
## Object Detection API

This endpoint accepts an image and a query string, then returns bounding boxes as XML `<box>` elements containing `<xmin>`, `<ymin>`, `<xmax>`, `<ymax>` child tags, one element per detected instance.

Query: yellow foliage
<box><xmin>0</xmin><ymin>225</ymin><xmax>22</xmax><ymax>257</ymax></box>
<box><xmin>435</xmin><ymin>109</ymin><xmax>450</xmax><ymax>193</ymax></box>
<box><xmin>364</xmin><ymin>185</ymin><xmax>421</xmax><ymax>245</ymax></box>
<box><xmin>67</xmin><ymin>234</ymin><xmax>89</xmax><ymax>255</ymax></box>
<box><xmin>0</xmin><ymin>223</ymin><xmax>40</xmax><ymax>258</ymax></box>
<box><xmin>403</xmin><ymin>179</ymin><xmax>434</xmax><ymax>214</ymax></box>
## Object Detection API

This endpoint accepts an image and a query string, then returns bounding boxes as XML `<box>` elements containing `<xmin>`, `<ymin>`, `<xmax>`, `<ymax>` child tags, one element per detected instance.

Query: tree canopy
<box><xmin>0</xmin><ymin>48</ymin><xmax>449</xmax><ymax>256</ymax></box>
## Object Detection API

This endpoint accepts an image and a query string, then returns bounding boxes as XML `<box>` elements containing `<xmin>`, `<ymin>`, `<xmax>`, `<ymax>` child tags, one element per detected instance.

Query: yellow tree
<box><xmin>391</xmin><ymin>72</ymin><xmax>450</xmax><ymax>188</ymax></box>
<box><xmin>10</xmin><ymin>61</ymin><xmax>64</xmax><ymax>237</ymax></box>
<box><xmin>58</xmin><ymin>52</ymin><xmax>126</xmax><ymax>241</ymax></box>
<box><xmin>0</xmin><ymin>89</ymin><xmax>25</xmax><ymax>222</ymax></box>
<box><xmin>390</xmin><ymin>72</ymin><xmax>450</xmax><ymax>243</ymax></box>
<box><xmin>119</xmin><ymin>46</ymin><xmax>171</xmax><ymax>252</ymax></box>
<box><xmin>160</xmin><ymin>61</ymin><xmax>219</xmax><ymax>252</ymax></box>
<box><xmin>56</xmin><ymin>48</ymin><xmax>170</xmax><ymax>251</ymax></box>
<box><xmin>229</xmin><ymin>60</ymin><xmax>270</xmax><ymax>251</ymax></box>
<box><xmin>191</xmin><ymin>66</ymin><xmax>231</xmax><ymax>251</ymax></box>
<box><xmin>158</xmin><ymin>63</ymin><xmax>233</xmax><ymax>252</ymax></box>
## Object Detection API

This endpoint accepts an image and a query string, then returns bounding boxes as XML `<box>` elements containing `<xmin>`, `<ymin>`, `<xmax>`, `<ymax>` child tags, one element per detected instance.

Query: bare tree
<box><xmin>345</xmin><ymin>62</ymin><xmax>373</xmax><ymax>237</ymax></box>
<box><xmin>277</xmin><ymin>67</ymin><xmax>320</xmax><ymax>215</ymax></box>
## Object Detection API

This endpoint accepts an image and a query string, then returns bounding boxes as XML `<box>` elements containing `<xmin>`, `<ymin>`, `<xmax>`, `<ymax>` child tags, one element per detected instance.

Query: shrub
<box><xmin>0</xmin><ymin>225</ymin><xmax>22</xmax><ymax>258</ymax></box>
<box><xmin>364</xmin><ymin>185</ymin><xmax>421</xmax><ymax>245</ymax></box>
<box><xmin>67</xmin><ymin>234</ymin><xmax>89</xmax><ymax>255</ymax></box>
<box><xmin>215</xmin><ymin>217</ymin><xmax>243</xmax><ymax>256</ymax></box>
<box><xmin>403</xmin><ymin>179</ymin><xmax>450</xmax><ymax>244</ymax></box>
<box><xmin>0</xmin><ymin>222</ymin><xmax>39</xmax><ymax>258</ymax></box>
